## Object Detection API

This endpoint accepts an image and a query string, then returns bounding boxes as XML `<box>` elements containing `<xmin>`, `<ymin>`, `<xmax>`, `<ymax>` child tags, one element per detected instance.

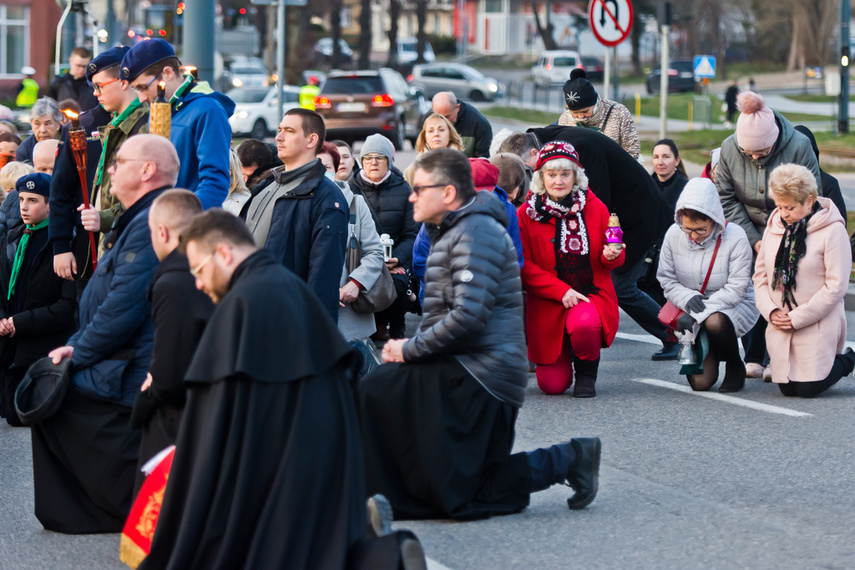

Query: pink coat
<box><xmin>754</xmin><ymin>198</ymin><xmax>852</xmax><ymax>383</ymax></box>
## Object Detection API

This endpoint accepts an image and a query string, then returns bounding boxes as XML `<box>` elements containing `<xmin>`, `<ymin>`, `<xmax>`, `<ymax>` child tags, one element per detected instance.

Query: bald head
<box><xmin>149</xmin><ymin>188</ymin><xmax>203</xmax><ymax>260</ymax></box>
<box><xmin>33</xmin><ymin>139</ymin><xmax>60</xmax><ymax>175</ymax></box>
<box><xmin>431</xmin><ymin>92</ymin><xmax>460</xmax><ymax>124</ymax></box>
<box><xmin>110</xmin><ymin>135</ymin><xmax>181</xmax><ymax>208</ymax></box>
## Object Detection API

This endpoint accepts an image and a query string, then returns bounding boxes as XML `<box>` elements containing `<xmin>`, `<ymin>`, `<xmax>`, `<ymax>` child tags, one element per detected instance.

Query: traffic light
<box><xmin>842</xmin><ymin>45</ymin><xmax>850</xmax><ymax>67</ymax></box>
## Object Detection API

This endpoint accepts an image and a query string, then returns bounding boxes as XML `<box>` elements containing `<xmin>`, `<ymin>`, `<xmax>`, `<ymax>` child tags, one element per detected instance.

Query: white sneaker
<box><xmin>763</xmin><ymin>366</ymin><xmax>773</xmax><ymax>382</ymax></box>
<box><xmin>745</xmin><ymin>363</ymin><xmax>764</xmax><ymax>378</ymax></box>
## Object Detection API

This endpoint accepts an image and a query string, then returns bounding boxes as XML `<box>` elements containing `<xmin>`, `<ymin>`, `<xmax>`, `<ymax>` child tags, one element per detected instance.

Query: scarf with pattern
<box><xmin>526</xmin><ymin>190</ymin><xmax>589</xmax><ymax>255</ymax></box>
<box><xmin>772</xmin><ymin>201</ymin><xmax>819</xmax><ymax>310</ymax></box>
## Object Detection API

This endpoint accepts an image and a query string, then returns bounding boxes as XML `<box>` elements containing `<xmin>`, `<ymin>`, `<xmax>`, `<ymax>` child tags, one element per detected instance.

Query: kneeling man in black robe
<box><xmin>358</xmin><ymin>148</ymin><xmax>602</xmax><ymax>520</ymax></box>
<box><xmin>140</xmin><ymin>210</ymin><xmax>365</xmax><ymax>569</ymax></box>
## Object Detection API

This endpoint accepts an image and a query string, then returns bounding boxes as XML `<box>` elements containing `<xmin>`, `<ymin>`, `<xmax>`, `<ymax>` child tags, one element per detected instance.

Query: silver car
<box><xmin>227</xmin><ymin>85</ymin><xmax>301</xmax><ymax>139</ymax></box>
<box><xmin>408</xmin><ymin>63</ymin><xmax>505</xmax><ymax>102</ymax></box>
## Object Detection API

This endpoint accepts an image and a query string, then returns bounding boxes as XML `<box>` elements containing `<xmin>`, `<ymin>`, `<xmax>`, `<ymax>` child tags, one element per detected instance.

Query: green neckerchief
<box><xmin>94</xmin><ymin>98</ymin><xmax>144</xmax><ymax>188</ymax></box>
<box><xmin>169</xmin><ymin>77</ymin><xmax>194</xmax><ymax>105</ymax></box>
<box><xmin>8</xmin><ymin>218</ymin><xmax>49</xmax><ymax>300</ymax></box>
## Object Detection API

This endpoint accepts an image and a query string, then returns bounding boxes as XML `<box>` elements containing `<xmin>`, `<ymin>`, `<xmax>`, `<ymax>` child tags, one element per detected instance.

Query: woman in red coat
<box><xmin>518</xmin><ymin>141</ymin><xmax>625</xmax><ymax>397</ymax></box>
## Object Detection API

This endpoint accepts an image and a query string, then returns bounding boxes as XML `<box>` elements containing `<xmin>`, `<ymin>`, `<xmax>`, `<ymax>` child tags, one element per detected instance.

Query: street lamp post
<box><xmin>840</xmin><ymin>0</ymin><xmax>850</xmax><ymax>134</ymax></box>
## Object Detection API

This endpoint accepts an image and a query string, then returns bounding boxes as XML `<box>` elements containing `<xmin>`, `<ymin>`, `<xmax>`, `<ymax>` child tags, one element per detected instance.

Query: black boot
<box><xmin>573</xmin><ymin>357</ymin><xmax>599</xmax><ymax>398</ymax></box>
<box><xmin>842</xmin><ymin>348</ymin><xmax>855</xmax><ymax>376</ymax></box>
<box><xmin>719</xmin><ymin>360</ymin><xmax>746</xmax><ymax>393</ymax></box>
<box><xmin>566</xmin><ymin>437</ymin><xmax>601</xmax><ymax>510</ymax></box>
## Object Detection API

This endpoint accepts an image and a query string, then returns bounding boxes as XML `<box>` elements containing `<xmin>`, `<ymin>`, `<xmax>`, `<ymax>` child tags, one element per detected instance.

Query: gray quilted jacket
<box><xmin>716</xmin><ymin>110</ymin><xmax>821</xmax><ymax>247</ymax></box>
<box><xmin>402</xmin><ymin>191</ymin><xmax>528</xmax><ymax>408</ymax></box>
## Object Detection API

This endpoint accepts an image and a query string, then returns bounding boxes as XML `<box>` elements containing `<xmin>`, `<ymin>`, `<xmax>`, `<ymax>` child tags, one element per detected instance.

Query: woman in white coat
<box><xmin>658</xmin><ymin>178</ymin><xmax>760</xmax><ymax>392</ymax></box>
<box><xmin>754</xmin><ymin>164</ymin><xmax>855</xmax><ymax>397</ymax></box>
<box><xmin>318</xmin><ymin>143</ymin><xmax>385</xmax><ymax>341</ymax></box>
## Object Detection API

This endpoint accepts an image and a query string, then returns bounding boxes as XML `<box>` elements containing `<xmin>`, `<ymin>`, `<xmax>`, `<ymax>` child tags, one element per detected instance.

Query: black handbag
<box><xmin>345</xmin><ymin>197</ymin><xmax>397</xmax><ymax>314</ymax></box>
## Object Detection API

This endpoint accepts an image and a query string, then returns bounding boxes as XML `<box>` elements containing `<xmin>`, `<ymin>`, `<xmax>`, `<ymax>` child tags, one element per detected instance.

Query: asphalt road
<box><xmin>1</xmin><ymin>309</ymin><xmax>854</xmax><ymax>569</ymax></box>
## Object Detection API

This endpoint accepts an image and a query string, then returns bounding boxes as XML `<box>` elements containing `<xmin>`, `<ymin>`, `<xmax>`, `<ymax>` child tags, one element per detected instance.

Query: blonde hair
<box><xmin>530</xmin><ymin>157</ymin><xmax>589</xmax><ymax>196</ymax></box>
<box><xmin>0</xmin><ymin>161</ymin><xmax>33</xmax><ymax>192</ymax></box>
<box><xmin>769</xmin><ymin>163</ymin><xmax>817</xmax><ymax>203</ymax></box>
<box><xmin>228</xmin><ymin>148</ymin><xmax>249</xmax><ymax>198</ymax></box>
<box><xmin>415</xmin><ymin>114</ymin><xmax>463</xmax><ymax>153</ymax></box>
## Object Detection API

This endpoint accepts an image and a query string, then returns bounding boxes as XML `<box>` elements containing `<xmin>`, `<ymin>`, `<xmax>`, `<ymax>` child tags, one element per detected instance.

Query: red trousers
<box><xmin>535</xmin><ymin>302</ymin><xmax>603</xmax><ymax>395</ymax></box>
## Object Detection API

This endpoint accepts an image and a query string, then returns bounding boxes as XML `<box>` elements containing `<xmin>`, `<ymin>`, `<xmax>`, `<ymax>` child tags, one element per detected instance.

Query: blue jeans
<box><xmin>611</xmin><ymin>256</ymin><xmax>670</xmax><ymax>343</ymax></box>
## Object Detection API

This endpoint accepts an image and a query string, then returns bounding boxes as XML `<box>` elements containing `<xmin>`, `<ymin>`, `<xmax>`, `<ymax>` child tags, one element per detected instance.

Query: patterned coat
<box><xmin>558</xmin><ymin>99</ymin><xmax>640</xmax><ymax>159</ymax></box>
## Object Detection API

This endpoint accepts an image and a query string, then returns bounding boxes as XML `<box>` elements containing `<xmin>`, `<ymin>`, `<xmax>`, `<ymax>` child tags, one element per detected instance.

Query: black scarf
<box><xmin>772</xmin><ymin>201</ymin><xmax>820</xmax><ymax>310</ymax></box>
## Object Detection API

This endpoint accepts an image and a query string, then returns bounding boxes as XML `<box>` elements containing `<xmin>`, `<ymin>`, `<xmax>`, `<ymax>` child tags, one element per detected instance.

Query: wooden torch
<box><xmin>149</xmin><ymin>82</ymin><xmax>171</xmax><ymax>139</ymax></box>
<box><xmin>64</xmin><ymin>109</ymin><xmax>98</xmax><ymax>271</ymax></box>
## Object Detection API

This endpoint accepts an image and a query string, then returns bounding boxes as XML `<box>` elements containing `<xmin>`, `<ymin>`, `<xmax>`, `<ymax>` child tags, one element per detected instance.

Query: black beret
<box><xmin>85</xmin><ymin>46</ymin><xmax>131</xmax><ymax>83</ymax></box>
<box><xmin>15</xmin><ymin>357</ymin><xmax>72</xmax><ymax>426</ymax></box>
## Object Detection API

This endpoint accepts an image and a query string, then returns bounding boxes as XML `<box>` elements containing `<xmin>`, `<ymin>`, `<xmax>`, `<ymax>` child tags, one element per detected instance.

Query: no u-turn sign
<box><xmin>588</xmin><ymin>0</ymin><xmax>634</xmax><ymax>47</ymax></box>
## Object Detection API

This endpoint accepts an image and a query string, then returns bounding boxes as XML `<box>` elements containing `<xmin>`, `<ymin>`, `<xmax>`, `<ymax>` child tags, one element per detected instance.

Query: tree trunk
<box><xmin>358</xmin><ymin>0</ymin><xmax>372</xmax><ymax>69</ymax></box>
<box><xmin>416</xmin><ymin>0</ymin><xmax>428</xmax><ymax>64</ymax></box>
<box><xmin>331</xmin><ymin>0</ymin><xmax>344</xmax><ymax>68</ymax></box>
<box><xmin>387</xmin><ymin>0</ymin><xmax>401</xmax><ymax>67</ymax></box>
<box><xmin>529</xmin><ymin>1</ymin><xmax>557</xmax><ymax>50</ymax></box>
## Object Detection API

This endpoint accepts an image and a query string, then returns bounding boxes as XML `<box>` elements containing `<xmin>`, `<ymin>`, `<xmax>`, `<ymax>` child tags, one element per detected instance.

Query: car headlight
<box><xmin>488</xmin><ymin>83</ymin><xmax>498</xmax><ymax>92</ymax></box>
<box><xmin>232</xmin><ymin>78</ymin><xmax>243</xmax><ymax>87</ymax></box>
<box><xmin>236</xmin><ymin>111</ymin><xmax>248</xmax><ymax>119</ymax></box>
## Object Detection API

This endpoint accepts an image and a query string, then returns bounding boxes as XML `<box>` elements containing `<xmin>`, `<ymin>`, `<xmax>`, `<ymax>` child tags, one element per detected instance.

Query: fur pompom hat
<box><xmin>735</xmin><ymin>92</ymin><xmax>779</xmax><ymax>151</ymax></box>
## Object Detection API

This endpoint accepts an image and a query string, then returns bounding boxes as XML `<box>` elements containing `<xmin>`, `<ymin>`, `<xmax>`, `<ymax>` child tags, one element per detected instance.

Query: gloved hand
<box><xmin>686</xmin><ymin>295</ymin><xmax>706</xmax><ymax>314</ymax></box>
<box><xmin>676</xmin><ymin>313</ymin><xmax>696</xmax><ymax>333</ymax></box>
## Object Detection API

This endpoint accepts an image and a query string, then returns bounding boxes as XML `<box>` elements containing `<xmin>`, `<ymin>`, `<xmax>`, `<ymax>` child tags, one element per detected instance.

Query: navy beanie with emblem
<box><xmin>562</xmin><ymin>69</ymin><xmax>598</xmax><ymax>110</ymax></box>
<box><xmin>120</xmin><ymin>39</ymin><xmax>176</xmax><ymax>82</ymax></box>
<box><xmin>85</xmin><ymin>46</ymin><xmax>131</xmax><ymax>83</ymax></box>
<box><xmin>16</xmin><ymin>172</ymin><xmax>51</xmax><ymax>198</ymax></box>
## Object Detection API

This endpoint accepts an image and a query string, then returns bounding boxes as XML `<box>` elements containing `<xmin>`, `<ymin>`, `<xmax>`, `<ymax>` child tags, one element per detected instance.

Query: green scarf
<box><xmin>170</xmin><ymin>77</ymin><xmax>194</xmax><ymax>105</ymax></box>
<box><xmin>94</xmin><ymin>98</ymin><xmax>144</xmax><ymax>189</ymax></box>
<box><xmin>8</xmin><ymin>218</ymin><xmax>49</xmax><ymax>300</ymax></box>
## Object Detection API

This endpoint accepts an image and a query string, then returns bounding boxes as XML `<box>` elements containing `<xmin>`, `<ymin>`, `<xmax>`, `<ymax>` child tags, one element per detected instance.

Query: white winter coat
<box><xmin>657</xmin><ymin>178</ymin><xmax>760</xmax><ymax>337</ymax></box>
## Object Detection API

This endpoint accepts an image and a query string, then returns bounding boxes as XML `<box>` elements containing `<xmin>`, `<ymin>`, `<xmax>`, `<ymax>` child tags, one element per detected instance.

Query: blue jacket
<box><xmin>249</xmin><ymin>161</ymin><xmax>348</xmax><ymax>323</ymax></box>
<box><xmin>171</xmin><ymin>82</ymin><xmax>235</xmax><ymax>210</ymax></box>
<box><xmin>412</xmin><ymin>187</ymin><xmax>523</xmax><ymax>304</ymax></box>
<box><xmin>68</xmin><ymin>188</ymin><xmax>165</xmax><ymax>407</ymax></box>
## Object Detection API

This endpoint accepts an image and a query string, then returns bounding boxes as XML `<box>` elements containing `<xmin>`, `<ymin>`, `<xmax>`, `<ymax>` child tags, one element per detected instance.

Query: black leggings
<box><xmin>778</xmin><ymin>354</ymin><xmax>854</xmax><ymax>398</ymax></box>
<box><xmin>687</xmin><ymin>313</ymin><xmax>743</xmax><ymax>392</ymax></box>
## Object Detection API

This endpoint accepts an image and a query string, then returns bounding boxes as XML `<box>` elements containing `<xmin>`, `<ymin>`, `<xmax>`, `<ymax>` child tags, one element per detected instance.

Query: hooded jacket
<box><xmin>793</xmin><ymin>125</ymin><xmax>848</xmax><ymax>227</ymax></box>
<box><xmin>716</xmin><ymin>110</ymin><xmax>821</xmax><ymax>247</ymax></box>
<box><xmin>754</xmin><ymin>197</ymin><xmax>850</xmax><ymax>383</ymax></box>
<box><xmin>657</xmin><ymin>179</ymin><xmax>759</xmax><ymax>338</ymax></box>
<box><xmin>402</xmin><ymin>191</ymin><xmax>528</xmax><ymax>408</ymax></box>
<box><xmin>171</xmin><ymin>82</ymin><xmax>236</xmax><ymax>210</ymax></box>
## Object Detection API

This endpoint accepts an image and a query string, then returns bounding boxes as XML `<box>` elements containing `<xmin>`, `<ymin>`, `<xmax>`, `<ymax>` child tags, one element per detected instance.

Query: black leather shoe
<box><xmin>566</xmin><ymin>437</ymin><xmax>601</xmax><ymax>510</ymax></box>
<box><xmin>651</xmin><ymin>342</ymin><xmax>680</xmax><ymax>361</ymax></box>
<box><xmin>719</xmin><ymin>362</ymin><xmax>746</xmax><ymax>393</ymax></box>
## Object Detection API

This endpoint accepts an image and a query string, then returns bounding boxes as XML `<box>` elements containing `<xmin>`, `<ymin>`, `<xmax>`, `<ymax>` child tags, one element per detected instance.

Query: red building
<box><xmin>0</xmin><ymin>1</ymin><xmax>62</xmax><ymax>99</ymax></box>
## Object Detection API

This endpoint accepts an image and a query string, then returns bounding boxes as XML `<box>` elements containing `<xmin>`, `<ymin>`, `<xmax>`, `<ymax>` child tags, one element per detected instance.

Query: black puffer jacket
<box><xmin>349</xmin><ymin>168</ymin><xmax>418</xmax><ymax>269</ymax></box>
<box><xmin>402</xmin><ymin>191</ymin><xmax>528</xmax><ymax>408</ymax></box>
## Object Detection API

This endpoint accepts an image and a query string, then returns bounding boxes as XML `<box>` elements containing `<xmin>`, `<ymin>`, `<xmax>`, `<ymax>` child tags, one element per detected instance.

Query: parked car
<box><xmin>313</xmin><ymin>38</ymin><xmax>354</xmax><ymax>65</ymax></box>
<box><xmin>313</xmin><ymin>68</ymin><xmax>427</xmax><ymax>150</ymax></box>
<box><xmin>531</xmin><ymin>50</ymin><xmax>582</xmax><ymax>86</ymax></box>
<box><xmin>408</xmin><ymin>63</ymin><xmax>505</xmax><ymax>101</ymax></box>
<box><xmin>227</xmin><ymin>57</ymin><xmax>269</xmax><ymax>88</ymax></box>
<box><xmin>581</xmin><ymin>56</ymin><xmax>604</xmax><ymax>83</ymax></box>
<box><xmin>227</xmin><ymin>85</ymin><xmax>301</xmax><ymax>139</ymax></box>
<box><xmin>397</xmin><ymin>38</ymin><xmax>435</xmax><ymax>64</ymax></box>
<box><xmin>646</xmin><ymin>60</ymin><xmax>697</xmax><ymax>94</ymax></box>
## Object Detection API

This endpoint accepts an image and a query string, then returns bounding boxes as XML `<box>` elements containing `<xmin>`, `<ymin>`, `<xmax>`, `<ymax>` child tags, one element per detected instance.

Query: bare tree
<box><xmin>330</xmin><ymin>0</ymin><xmax>344</xmax><ymax>68</ymax></box>
<box><xmin>787</xmin><ymin>0</ymin><xmax>838</xmax><ymax>70</ymax></box>
<box><xmin>415</xmin><ymin>0</ymin><xmax>428</xmax><ymax>64</ymax></box>
<box><xmin>387</xmin><ymin>0</ymin><xmax>401</xmax><ymax>67</ymax></box>
<box><xmin>529</xmin><ymin>1</ymin><xmax>557</xmax><ymax>50</ymax></box>
<box><xmin>358</xmin><ymin>0</ymin><xmax>372</xmax><ymax>69</ymax></box>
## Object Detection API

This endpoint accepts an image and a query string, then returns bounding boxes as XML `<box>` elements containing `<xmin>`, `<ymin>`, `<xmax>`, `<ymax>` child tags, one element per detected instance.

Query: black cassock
<box><xmin>140</xmin><ymin>250</ymin><xmax>366</xmax><ymax>570</ymax></box>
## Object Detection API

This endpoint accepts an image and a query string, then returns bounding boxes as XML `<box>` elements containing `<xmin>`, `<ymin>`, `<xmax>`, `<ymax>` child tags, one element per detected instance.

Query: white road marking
<box><xmin>632</xmin><ymin>378</ymin><xmax>813</xmax><ymax>417</ymax></box>
<box><xmin>616</xmin><ymin>332</ymin><xmax>661</xmax><ymax>346</ymax></box>
<box><xmin>428</xmin><ymin>558</ymin><xmax>454</xmax><ymax>570</ymax></box>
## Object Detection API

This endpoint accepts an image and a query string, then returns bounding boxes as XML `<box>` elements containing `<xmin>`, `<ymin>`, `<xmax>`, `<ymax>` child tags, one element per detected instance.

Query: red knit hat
<box><xmin>535</xmin><ymin>141</ymin><xmax>582</xmax><ymax>171</ymax></box>
<box><xmin>469</xmin><ymin>157</ymin><xmax>499</xmax><ymax>191</ymax></box>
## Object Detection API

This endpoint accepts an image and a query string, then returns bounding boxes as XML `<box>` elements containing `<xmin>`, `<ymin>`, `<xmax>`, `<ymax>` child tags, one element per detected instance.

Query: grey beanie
<box><xmin>360</xmin><ymin>134</ymin><xmax>395</xmax><ymax>164</ymax></box>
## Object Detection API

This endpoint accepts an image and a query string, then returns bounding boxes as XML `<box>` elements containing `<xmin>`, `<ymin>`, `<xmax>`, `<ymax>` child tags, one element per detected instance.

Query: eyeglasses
<box><xmin>92</xmin><ymin>77</ymin><xmax>120</xmax><ymax>95</ymax></box>
<box><xmin>132</xmin><ymin>73</ymin><xmax>161</xmax><ymax>93</ymax></box>
<box><xmin>362</xmin><ymin>155</ymin><xmax>388</xmax><ymax>164</ymax></box>
<box><xmin>739</xmin><ymin>146</ymin><xmax>772</xmax><ymax>159</ymax></box>
<box><xmin>189</xmin><ymin>252</ymin><xmax>214</xmax><ymax>279</ymax></box>
<box><xmin>110</xmin><ymin>156</ymin><xmax>145</xmax><ymax>169</ymax></box>
<box><xmin>411</xmin><ymin>183</ymin><xmax>446</xmax><ymax>196</ymax></box>
<box><xmin>681</xmin><ymin>225</ymin><xmax>711</xmax><ymax>237</ymax></box>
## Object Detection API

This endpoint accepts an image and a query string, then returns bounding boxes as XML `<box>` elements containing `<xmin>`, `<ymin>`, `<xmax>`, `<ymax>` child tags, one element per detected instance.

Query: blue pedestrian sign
<box><xmin>693</xmin><ymin>55</ymin><xmax>716</xmax><ymax>79</ymax></box>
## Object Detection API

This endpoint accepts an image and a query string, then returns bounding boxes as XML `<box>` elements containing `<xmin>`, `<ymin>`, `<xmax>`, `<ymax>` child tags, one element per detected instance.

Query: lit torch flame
<box><xmin>180</xmin><ymin>65</ymin><xmax>197</xmax><ymax>80</ymax></box>
<box><xmin>63</xmin><ymin>109</ymin><xmax>80</xmax><ymax>128</ymax></box>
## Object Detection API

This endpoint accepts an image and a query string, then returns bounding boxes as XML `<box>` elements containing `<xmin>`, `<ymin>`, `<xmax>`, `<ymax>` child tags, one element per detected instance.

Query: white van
<box><xmin>398</xmin><ymin>38</ymin><xmax>435</xmax><ymax>64</ymax></box>
<box><xmin>531</xmin><ymin>50</ymin><xmax>583</xmax><ymax>86</ymax></box>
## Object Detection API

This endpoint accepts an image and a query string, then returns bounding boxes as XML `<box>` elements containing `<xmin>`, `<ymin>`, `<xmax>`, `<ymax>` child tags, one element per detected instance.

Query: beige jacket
<box><xmin>754</xmin><ymin>198</ymin><xmax>851</xmax><ymax>383</ymax></box>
